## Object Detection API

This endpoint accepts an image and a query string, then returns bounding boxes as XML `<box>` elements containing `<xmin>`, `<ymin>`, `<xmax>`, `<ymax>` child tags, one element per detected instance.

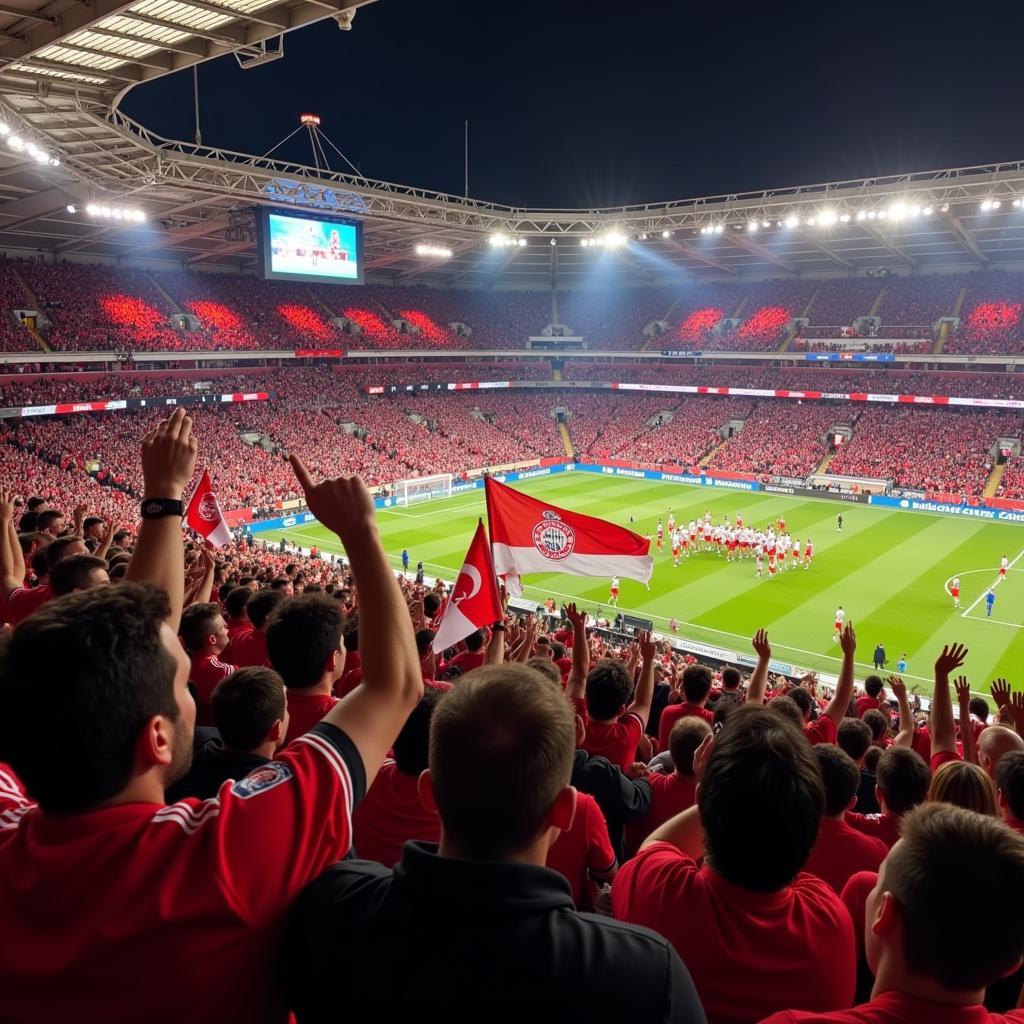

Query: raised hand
<box><xmin>0</xmin><ymin>487</ymin><xmax>15</xmax><ymax>524</ymax></box>
<box><xmin>953</xmin><ymin>676</ymin><xmax>972</xmax><ymax>705</ymax></box>
<box><xmin>752</xmin><ymin>627</ymin><xmax>771</xmax><ymax>661</ymax></box>
<box><xmin>141</xmin><ymin>406</ymin><xmax>198</xmax><ymax>498</ymax></box>
<box><xmin>289</xmin><ymin>453</ymin><xmax>375</xmax><ymax>542</ymax></box>
<box><xmin>565</xmin><ymin>602</ymin><xmax>587</xmax><ymax>630</ymax></box>
<box><xmin>887</xmin><ymin>675</ymin><xmax>907</xmax><ymax>703</ymax></box>
<box><xmin>638</xmin><ymin>629</ymin><xmax>656</xmax><ymax>663</ymax></box>
<box><xmin>693</xmin><ymin>733</ymin><xmax>715</xmax><ymax>782</ymax></box>
<box><xmin>935</xmin><ymin>643</ymin><xmax>968</xmax><ymax>678</ymax></box>
<box><xmin>839</xmin><ymin>621</ymin><xmax>857</xmax><ymax>656</ymax></box>
<box><xmin>991</xmin><ymin>678</ymin><xmax>1012</xmax><ymax>710</ymax></box>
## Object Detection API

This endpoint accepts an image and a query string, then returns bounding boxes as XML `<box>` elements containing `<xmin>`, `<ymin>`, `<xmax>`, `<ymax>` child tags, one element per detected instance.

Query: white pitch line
<box><xmin>377</xmin><ymin>500</ymin><xmax>484</xmax><ymax>519</ymax></box>
<box><xmin>960</xmin><ymin>545</ymin><xmax>1024</xmax><ymax>618</ymax></box>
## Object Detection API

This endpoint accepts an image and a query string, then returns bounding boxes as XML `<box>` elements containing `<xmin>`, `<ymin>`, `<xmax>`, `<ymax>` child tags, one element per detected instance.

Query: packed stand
<box><xmin>558</xmin><ymin>286</ymin><xmax>675</xmax><ymax>350</ymax></box>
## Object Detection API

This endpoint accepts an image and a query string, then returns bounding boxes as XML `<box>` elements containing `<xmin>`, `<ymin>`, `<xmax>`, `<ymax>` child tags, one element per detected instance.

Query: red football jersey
<box><xmin>0</xmin><ymin>724</ymin><xmax>363</xmax><ymax>1024</ymax></box>
<box><xmin>284</xmin><ymin>691</ymin><xmax>341</xmax><ymax>746</ymax></box>
<box><xmin>546</xmin><ymin>791</ymin><xmax>616</xmax><ymax>907</ymax></box>
<box><xmin>657</xmin><ymin>702</ymin><xmax>714</xmax><ymax>753</ymax></box>
<box><xmin>189</xmin><ymin>653</ymin><xmax>236</xmax><ymax>727</ymax></box>
<box><xmin>845</xmin><ymin>811</ymin><xmax>902</xmax><ymax>849</ymax></box>
<box><xmin>760</xmin><ymin>990</ymin><xmax>1024</xmax><ymax>1023</ymax></box>
<box><xmin>6</xmin><ymin>584</ymin><xmax>52</xmax><ymax>626</ymax></box>
<box><xmin>222</xmin><ymin>628</ymin><xmax>270</xmax><ymax>669</ymax></box>
<box><xmin>352</xmin><ymin>759</ymin><xmax>440</xmax><ymax>867</ymax></box>
<box><xmin>570</xmin><ymin>697</ymin><xmax>644</xmax><ymax>771</ymax></box>
<box><xmin>624</xmin><ymin>771</ymin><xmax>698</xmax><ymax>857</ymax></box>
<box><xmin>803</xmin><ymin>818</ymin><xmax>888</xmax><ymax>894</ymax></box>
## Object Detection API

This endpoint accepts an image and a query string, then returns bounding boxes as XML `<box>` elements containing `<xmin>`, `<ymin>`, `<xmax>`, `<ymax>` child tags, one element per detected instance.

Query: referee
<box><xmin>837</xmin><ymin>513</ymin><xmax>844</xmax><ymax>532</ymax></box>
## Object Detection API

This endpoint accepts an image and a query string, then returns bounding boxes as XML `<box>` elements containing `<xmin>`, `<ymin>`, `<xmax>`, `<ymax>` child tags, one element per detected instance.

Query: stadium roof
<box><xmin>3</xmin><ymin>2</ymin><xmax>1024</xmax><ymax>287</ymax></box>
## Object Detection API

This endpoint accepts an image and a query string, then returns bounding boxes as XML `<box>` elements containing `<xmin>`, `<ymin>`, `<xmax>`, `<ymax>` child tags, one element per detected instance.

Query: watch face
<box><xmin>143</xmin><ymin>500</ymin><xmax>163</xmax><ymax>515</ymax></box>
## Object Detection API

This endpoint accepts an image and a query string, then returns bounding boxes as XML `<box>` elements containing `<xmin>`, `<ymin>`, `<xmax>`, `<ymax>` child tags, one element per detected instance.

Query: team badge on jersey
<box><xmin>532</xmin><ymin>510</ymin><xmax>576</xmax><ymax>561</ymax></box>
<box><xmin>231</xmin><ymin>761</ymin><xmax>293</xmax><ymax>799</ymax></box>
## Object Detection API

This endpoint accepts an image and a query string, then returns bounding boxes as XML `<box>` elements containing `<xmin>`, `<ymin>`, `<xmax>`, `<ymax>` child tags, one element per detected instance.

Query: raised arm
<box><xmin>565</xmin><ymin>602</ymin><xmax>590</xmax><ymax>701</ymax></box>
<box><xmin>888</xmin><ymin>675</ymin><xmax>915</xmax><ymax>748</ymax></box>
<box><xmin>954</xmin><ymin>676</ymin><xmax>978</xmax><ymax>765</ymax></box>
<box><xmin>744</xmin><ymin>628</ymin><xmax>772</xmax><ymax>706</ymax></box>
<box><xmin>642</xmin><ymin>734</ymin><xmax>713</xmax><ymax>855</ymax></box>
<box><xmin>627</xmin><ymin>630</ymin><xmax>656</xmax><ymax>727</ymax></box>
<box><xmin>931</xmin><ymin>643</ymin><xmax>968</xmax><ymax>758</ymax></box>
<box><xmin>125</xmin><ymin>408</ymin><xmax>197</xmax><ymax>631</ymax></box>
<box><xmin>0</xmin><ymin>488</ymin><xmax>24</xmax><ymax>598</ymax></box>
<box><xmin>94</xmin><ymin>518</ymin><xmax>117</xmax><ymax>562</ymax></box>
<box><xmin>822</xmin><ymin>622</ymin><xmax>857</xmax><ymax>728</ymax></box>
<box><xmin>290</xmin><ymin>455</ymin><xmax>423</xmax><ymax>787</ymax></box>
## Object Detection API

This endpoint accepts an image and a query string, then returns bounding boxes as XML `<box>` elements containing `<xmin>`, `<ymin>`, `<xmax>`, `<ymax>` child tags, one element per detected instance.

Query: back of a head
<box><xmin>584</xmin><ymin>658</ymin><xmax>632</xmax><ymax>719</ymax></box>
<box><xmin>837</xmin><ymin>718</ymin><xmax>873</xmax><ymax>762</ymax></box>
<box><xmin>423</xmin><ymin>592</ymin><xmax>441</xmax><ymax>619</ymax></box>
<box><xmin>526</xmin><ymin>656</ymin><xmax>562</xmax><ymax>686</ymax></box>
<box><xmin>49</xmin><ymin>554</ymin><xmax>108</xmax><ymax>597</ymax></box>
<box><xmin>883</xmin><ymin>803</ymin><xmax>1024</xmax><ymax>990</ymax></box>
<box><xmin>37</xmin><ymin>509</ymin><xmax>63</xmax><ymax>534</ymax></box>
<box><xmin>179</xmin><ymin>602</ymin><xmax>221</xmax><ymax>654</ymax></box>
<box><xmin>224</xmin><ymin>586</ymin><xmax>252</xmax><ymax>620</ymax></box>
<box><xmin>928</xmin><ymin>760</ymin><xmax>998</xmax><ymax>817</ymax></box>
<box><xmin>681</xmin><ymin>663</ymin><xmax>713</xmax><ymax>704</ymax></box>
<box><xmin>414</xmin><ymin>628</ymin><xmax>435</xmax><ymax>659</ymax></box>
<box><xmin>863</xmin><ymin>708</ymin><xmax>889</xmax><ymax>743</ymax></box>
<box><xmin>996</xmin><ymin>751</ymin><xmax>1024</xmax><ymax>821</ymax></box>
<box><xmin>246</xmin><ymin>588</ymin><xmax>285</xmax><ymax>630</ymax></box>
<box><xmin>814</xmin><ymin>744</ymin><xmax>861</xmax><ymax>817</ymax></box>
<box><xmin>212</xmin><ymin>667</ymin><xmax>286</xmax><ymax>751</ymax></box>
<box><xmin>979</xmin><ymin>725</ymin><xmax>1024</xmax><ymax>772</ymax></box>
<box><xmin>768</xmin><ymin>694</ymin><xmax>805</xmax><ymax>729</ymax></box>
<box><xmin>875</xmin><ymin>747</ymin><xmax>930</xmax><ymax>814</ymax></box>
<box><xmin>463</xmin><ymin>629</ymin><xmax>485</xmax><ymax>653</ymax></box>
<box><xmin>429</xmin><ymin>664</ymin><xmax>574</xmax><ymax>860</ymax></box>
<box><xmin>721</xmin><ymin>666</ymin><xmax>741</xmax><ymax>691</ymax></box>
<box><xmin>864</xmin><ymin>675</ymin><xmax>883</xmax><ymax>698</ymax></box>
<box><xmin>393</xmin><ymin>689</ymin><xmax>441</xmax><ymax>776</ymax></box>
<box><xmin>45</xmin><ymin>534</ymin><xmax>83</xmax><ymax>573</ymax></box>
<box><xmin>969</xmin><ymin>697</ymin><xmax>989</xmax><ymax>723</ymax></box>
<box><xmin>699</xmin><ymin>704</ymin><xmax>824</xmax><ymax>891</ymax></box>
<box><xmin>864</xmin><ymin>746</ymin><xmax>882</xmax><ymax>773</ymax></box>
<box><xmin>266</xmin><ymin>593</ymin><xmax>343</xmax><ymax>688</ymax></box>
<box><xmin>0</xmin><ymin>583</ymin><xmax>177</xmax><ymax>814</ymax></box>
<box><xmin>669</xmin><ymin>717</ymin><xmax>712</xmax><ymax>776</ymax></box>
<box><xmin>787</xmin><ymin>686</ymin><xmax>813</xmax><ymax>720</ymax></box>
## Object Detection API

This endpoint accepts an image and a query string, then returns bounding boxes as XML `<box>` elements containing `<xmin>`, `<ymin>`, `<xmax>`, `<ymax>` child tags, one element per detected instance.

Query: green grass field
<box><xmin>260</xmin><ymin>473</ymin><xmax>1024</xmax><ymax>697</ymax></box>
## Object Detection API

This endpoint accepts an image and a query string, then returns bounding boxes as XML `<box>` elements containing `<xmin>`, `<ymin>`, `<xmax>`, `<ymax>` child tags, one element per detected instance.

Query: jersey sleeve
<box><xmin>610</xmin><ymin>840</ymin><xmax>698</xmax><ymax>925</ymax></box>
<box><xmin>805</xmin><ymin>714</ymin><xmax>837</xmax><ymax>745</ymax></box>
<box><xmin>930</xmin><ymin>749</ymin><xmax>962</xmax><ymax>773</ymax></box>
<box><xmin>169</xmin><ymin>722</ymin><xmax>366</xmax><ymax>927</ymax></box>
<box><xmin>583</xmin><ymin>794</ymin><xmax>617</xmax><ymax>874</ymax></box>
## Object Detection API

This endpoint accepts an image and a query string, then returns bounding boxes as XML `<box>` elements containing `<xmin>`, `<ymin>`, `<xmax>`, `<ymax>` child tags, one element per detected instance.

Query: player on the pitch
<box><xmin>736</xmin><ymin>512</ymin><xmax>743</xmax><ymax>528</ymax></box>
<box><xmin>803</xmin><ymin>537</ymin><xmax>813</xmax><ymax>569</ymax></box>
<box><xmin>688</xmin><ymin>519</ymin><xmax>697</xmax><ymax>551</ymax></box>
<box><xmin>777</xmin><ymin>514</ymin><xmax>786</xmax><ymax>534</ymax></box>
<box><xmin>655</xmin><ymin>523</ymin><xmax>664</xmax><ymax>554</ymax></box>
<box><xmin>755</xmin><ymin>546</ymin><xmax>764</xmax><ymax>578</ymax></box>
<box><xmin>1000</xmin><ymin>554</ymin><xmax>1009</xmax><ymax>578</ymax></box>
<box><xmin>671</xmin><ymin>531</ymin><xmax>681</xmax><ymax>567</ymax></box>
<box><xmin>833</xmin><ymin>605</ymin><xmax>845</xmax><ymax>642</ymax></box>
<box><xmin>837</xmin><ymin>512</ymin><xmax>844</xmax><ymax>533</ymax></box>
<box><xmin>667</xmin><ymin>511</ymin><xmax>676</xmax><ymax>534</ymax></box>
<box><xmin>609</xmin><ymin>575</ymin><xmax>620</xmax><ymax>606</ymax></box>
<box><xmin>792</xmin><ymin>536</ymin><xmax>801</xmax><ymax>569</ymax></box>
<box><xmin>950</xmin><ymin>575</ymin><xmax>960</xmax><ymax>608</ymax></box>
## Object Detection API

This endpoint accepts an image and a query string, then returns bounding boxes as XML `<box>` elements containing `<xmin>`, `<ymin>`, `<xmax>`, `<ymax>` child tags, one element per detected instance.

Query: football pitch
<box><xmin>261</xmin><ymin>473</ymin><xmax>1024</xmax><ymax>698</ymax></box>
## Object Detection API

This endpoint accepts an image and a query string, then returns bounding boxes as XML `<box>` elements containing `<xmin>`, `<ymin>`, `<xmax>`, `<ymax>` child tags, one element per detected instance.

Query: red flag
<box><xmin>184</xmin><ymin>469</ymin><xmax>233</xmax><ymax>548</ymax></box>
<box><xmin>432</xmin><ymin>520</ymin><xmax>503</xmax><ymax>654</ymax></box>
<box><xmin>485</xmin><ymin>475</ymin><xmax>652</xmax><ymax>594</ymax></box>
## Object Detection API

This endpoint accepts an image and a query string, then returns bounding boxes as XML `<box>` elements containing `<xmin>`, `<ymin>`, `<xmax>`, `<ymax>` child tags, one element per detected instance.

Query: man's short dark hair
<box><xmin>864</xmin><ymin>676</ymin><xmax>883</xmax><ymax>698</ymax></box>
<box><xmin>768</xmin><ymin>694</ymin><xmax>804</xmax><ymax>729</ymax></box>
<box><xmin>837</xmin><ymin>718</ymin><xmax>873</xmax><ymax>762</ymax></box>
<box><xmin>698</xmin><ymin>704</ymin><xmax>823</xmax><ymax>892</ymax></box>
<box><xmin>526</xmin><ymin>656</ymin><xmax>561</xmax><ymax>686</ymax></box>
<box><xmin>463</xmin><ymin>629</ymin><xmax>485</xmax><ymax>653</ymax></box>
<box><xmin>996</xmin><ymin>751</ymin><xmax>1024</xmax><ymax>821</ymax></box>
<box><xmin>36</xmin><ymin>510</ymin><xmax>64</xmax><ymax>533</ymax></box>
<box><xmin>863</xmin><ymin>708</ymin><xmax>889</xmax><ymax>742</ymax></box>
<box><xmin>429</xmin><ymin>665</ymin><xmax>574</xmax><ymax>860</ymax></box>
<box><xmin>864</xmin><ymin>746</ymin><xmax>882</xmax><ymax>773</ymax></box>
<box><xmin>681</xmin><ymin>664</ymin><xmax>713</xmax><ymax>704</ymax></box>
<box><xmin>211</xmin><ymin>667</ymin><xmax>286</xmax><ymax>751</ymax></box>
<box><xmin>179</xmin><ymin>603</ymin><xmax>221</xmax><ymax>654</ymax></box>
<box><xmin>45</xmin><ymin>534</ymin><xmax>83</xmax><ymax>572</ymax></box>
<box><xmin>0</xmin><ymin>584</ymin><xmax>177</xmax><ymax>814</ymax></box>
<box><xmin>876</xmin><ymin>746</ymin><xmax>930</xmax><ymax>814</ymax></box>
<box><xmin>224</xmin><ymin>587</ymin><xmax>252</xmax><ymax>620</ymax></box>
<box><xmin>884</xmin><ymin>804</ymin><xmax>1024</xmax><ymax>990</ymax></box>
<box><xmin>83</xmin><ymin>515</ymin><xmax>104</xmax><ymax>533</ymax></box>
<box><xmin>423</xmin><ymin>593</ymin><xmax>441</xmax><ymax>618</ymax></box>
<box><xmin>415</xmin><ymin>628</ymin><xmax>435</xmax><ymax>658</ymax></box>
<box><xmin>49</xmin><ymin>554</ymin><xmax>107</xmax><ymax>597</ymax></box>
<box><xmin>669</xmin><ymin>717</ymin><xmax>712</xmax><ymax>776</ymax></box>
<box><xmin>814</xmin><ymin>744</ymin><xmax>861</xmax><ymax>816</ymax></box>
<box><xmin>584</xmin><ymin>658</ymin><xmax>633</xmax><ymax>720</ymax></box>
<box><xmin>393</xmin><ymin>689</ymin><xmax>441</xmax><ymax>776</ymax></box>
<box><xmin>29</xmin><ymin>547</ymin><xmax>49</xmax><ymax>579</ymax></box>
<box><xmin>969</xmin><ymin>697</ymin><xmax>989</xmax><ymax>723</ymax></box>
<box><xmin>266</xmin><ymin>594</ymin><xmax>343</xmax><ymax>689</ymax></box>
<box><xmin>246</xmin><ymin>589</ymin><xmax>285</xmax><ymax>629</ymax></box>
<box><xmin>788</xmin><ymin>687</ymin><xmax>813</xmax><ymax>719</ymax></box>
<box><xmin>721</xmin><ymin>667</ymin><xmax>741</xmax><ymax>690</ymax></box>
<box><xmin>27</xmin><ymin>496</ymin><xmax>46</xmax><ymax>512</ymax></box>
<box><xmin>17</xmin><ymin>511</ymin><xmax>38</xmax><ymax>533</ymax></box>
<box><xmin>271</xmin><ymin>576</ymin><xmax>292</xmax><ymax>591</ymax></box>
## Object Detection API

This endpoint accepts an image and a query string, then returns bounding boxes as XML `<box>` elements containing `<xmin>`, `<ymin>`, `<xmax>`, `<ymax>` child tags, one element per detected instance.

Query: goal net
<box><xmin>397</xmin><ymin>473</ymin><xmax>453</xmax><ymax>506</ymax></box>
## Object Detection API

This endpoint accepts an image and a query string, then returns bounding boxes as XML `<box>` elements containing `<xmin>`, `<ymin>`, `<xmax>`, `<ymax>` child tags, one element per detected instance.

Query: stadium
<box><xmin>1</xmin><ymin>1</ymin><xmax>1024</xmax><ymax>1022</ymax></box>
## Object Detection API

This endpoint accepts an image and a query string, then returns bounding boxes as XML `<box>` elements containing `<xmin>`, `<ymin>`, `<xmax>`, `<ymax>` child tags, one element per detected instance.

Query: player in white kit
<box><xmin>833</xmin><ymin>606</ymin><xmax>845</xmax><ymax>642</ymax></box>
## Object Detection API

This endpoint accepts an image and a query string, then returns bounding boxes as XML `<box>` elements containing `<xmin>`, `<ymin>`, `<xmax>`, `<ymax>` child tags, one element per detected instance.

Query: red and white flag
<box><xmin>184</xmin><ymin>468</ymin><xmax>233</xmax><ymax>548</ymax></box>
<box><xmin>432</xmin><ymin>520</ymin><xmax>503</xmax><ymax>653</ymax></box>
<box><xmin>485</xmin><ymin>476</ymin><xmax>652</xmax><ymax>595</ymax></box>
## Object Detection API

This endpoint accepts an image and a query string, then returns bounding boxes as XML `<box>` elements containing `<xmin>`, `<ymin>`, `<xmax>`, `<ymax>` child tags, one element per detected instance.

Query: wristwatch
<box><xmin>141</xmin><ymin>498</ymin><xmax>184</xmax><ymax>519</ymax></box>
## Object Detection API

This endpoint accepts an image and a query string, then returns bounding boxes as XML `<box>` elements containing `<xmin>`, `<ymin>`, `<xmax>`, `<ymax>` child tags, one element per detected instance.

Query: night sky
<box><xmin>122</xmin><ymin>0</ymin><xmax>1024</xmax><ymax>210</ymax></box>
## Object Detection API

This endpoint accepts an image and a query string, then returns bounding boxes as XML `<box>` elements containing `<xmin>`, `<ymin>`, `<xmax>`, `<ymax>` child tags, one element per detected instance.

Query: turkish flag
<box><xmin>184</xmin><ymin>468</ymin><xmax>233</xmax><ymax>548</ymax></box>
<box><xmin>432</xmin><ymin>520</ymin><xmax>503</xmax><ymax>654</ymax></box>
<box><xmin>485</xmin><ymin>475</ymin><xmax>652</xmax><ymax>595</ymax></box>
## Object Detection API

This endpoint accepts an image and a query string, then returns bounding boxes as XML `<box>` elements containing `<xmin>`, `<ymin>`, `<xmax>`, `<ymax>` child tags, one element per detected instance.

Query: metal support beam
<box><xmin>722</xmin><ymin>231</ymin><xmax>796</xmax><ymax>272</ymax></box>
<box><xmin>938</xmin><ymin>209</ymin><xmax>988</xmax><ymax>265</ymax></box>
<box><xmin>0</xmin><ymin>187</ymin><xmax>78</xmax><ymax>234</ymax></box>
<box><xmin>663</xmin><ymin>237</ymin><xmax>735</xmax><ymax>274</ymax></box>
<box><xmin>858</xmin><ymin>224</ymin><xmax>916</xmax><ymax>267</ymax></box>
<box><xmin>801</xmin><ymin>237</ymin><xmax>857</xmax><ymax>270</ymax></box>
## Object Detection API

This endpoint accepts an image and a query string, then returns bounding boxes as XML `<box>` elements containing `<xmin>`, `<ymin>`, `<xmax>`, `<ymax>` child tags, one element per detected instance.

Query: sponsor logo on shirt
<box><xmin>231</xmin><ymin>761</ymin><xmax>293</xmax><ymax>799</ymax></box>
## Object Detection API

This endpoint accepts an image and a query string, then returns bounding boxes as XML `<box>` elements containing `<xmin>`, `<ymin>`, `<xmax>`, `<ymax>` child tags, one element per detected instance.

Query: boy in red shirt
<box><xmin>657</xmin><ymin>663</ymin><xmax>715</xmax><ymax>751</ymax></box>
<box><xmin>759</xmin><ymin>804</ymin><xmax>1024</xmax><ymax>1024</ymax></box>
<box><xmin>855</xmin><ymin>676</ymin><xmax>885</xmax><ymax>719</ymax></box>
<box><xmin>566</xmin><ymin>611</ymin><xmax>655</xmax><ymax>771</ymax></box>
<box><xmin>353</xmin><ymin>689</ymin><xmax>442</xmax><ymax>866</ymax></box>
<box><xmin>613</xmin><ymin>704</ymin><xmax>856</xmax><ymax>1024</ymax></box>
<box><xmin>804</xmin><ymin>745</ymin><xmax>888</xmax><ymax>894</ymax></box>
<box><xmin>221</xmin><ymin>588</ymin><xmax>284</xmax><ymax>668</ymax></box>
<box><xmin>0</xmin><ymin>414</ymin><xmax>424</xmax><ymax>1024</ymax></box>
<box><xmin>847</xmin><ymin>746</ymin><xmax>930</xmax><ymax>849</ymax></box>
<box><xmin>268</xmin><ymin>592</ymin><xmax>348</xmax><ymax>745</ymax></box>
<box><xmin>179</xmin><ymin>601</ymin><xmax>236</xmax><ymax>727</ymax></box>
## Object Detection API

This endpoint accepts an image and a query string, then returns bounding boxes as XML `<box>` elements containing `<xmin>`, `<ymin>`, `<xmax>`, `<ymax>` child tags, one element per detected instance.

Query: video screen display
<box><xmin>259</xmin><ymin>209</ymin><xmax>363</xmax><ymax>284</ymax></box>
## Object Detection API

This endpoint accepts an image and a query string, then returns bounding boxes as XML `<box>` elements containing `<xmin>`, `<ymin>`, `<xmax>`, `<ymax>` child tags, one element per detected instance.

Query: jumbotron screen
<box><xmin>259</xmin><ymin>209</ymin><xmax>363</xmax><ymax>284</ymax></box>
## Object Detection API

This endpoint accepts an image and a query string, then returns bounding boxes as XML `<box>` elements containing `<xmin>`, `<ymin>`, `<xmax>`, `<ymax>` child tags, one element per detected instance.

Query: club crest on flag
<box><xmin>532</xmin><ymin>511</ymin><xmax>576</xmax><ymax>560</ymax></box>
<box><xmin>196</xmin><ymin>493</ymin><xmax>220</xmax><ymax>523</ymax></box>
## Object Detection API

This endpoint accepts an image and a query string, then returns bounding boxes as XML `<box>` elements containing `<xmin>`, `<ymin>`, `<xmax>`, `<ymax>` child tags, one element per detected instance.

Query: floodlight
<box><xmin>839</xmin><ymin>213</ymin><xmax>851</xmax><ymax>223</ymax></box>
<box><xmin>0</xmin><ymin>124</ymin><xmax>8</xmax><ymax>136</ymax></box>
<box><xmin>747</xmin><ymin>221</ymin><xmax>758</xmax><ymax>233</ymax></box>
<box><xmin>661</xmin><ymin>229</ymin><xmax>671</xmax><ymax>238</ymax></box>
<box><xmin>922</xmin><ymin>206</ymin><xmax>933</xmax><ymax>215</ymax></box>
<box><xmin>714</xmin><ymin>224</ymin><xmax>724</xmax><ymax>234</ymax></box>
<box><xmin>518</xmin><ymin>237</ymin><xmax>527</xmax><ymax>247</ymax></box>
<box><xmin>784</xmin><ymin>215</ymin><xmax>799</xmax><ymax>228</ymax></box>
<box><xmin>7</xmin><ymin>136</ymin><xmax>23</xmax><ymax>150</ymax></box>
<box><xmin>415</xmin><ymin>244</ymin><xmax>452</xmax><ymax>258</ymax></box>
<box><xmin>981</xmin><ymin>200</ymin><xmax>993</xmax><ymax>211</ymax></box>
<box><xmin>818</xmin><ymin>210</ymin><xmax>837</xmax><ymax>226</ymax></box>
<box><xmin>65</xmin><ymin>204</ymin><xmax>76</xmax><ymax>214</ymax></box>
<box><xmin>992</xmin><ymin>200</ymin><xmax>1002</xmax><ymax>209</ymax></box>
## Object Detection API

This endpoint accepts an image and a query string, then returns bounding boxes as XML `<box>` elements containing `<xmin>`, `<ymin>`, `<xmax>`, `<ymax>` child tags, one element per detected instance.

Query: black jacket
<box><xmin>572</xmin><ymin>748</ymin><xmax>653</xmax><ymax>862</ymax></box>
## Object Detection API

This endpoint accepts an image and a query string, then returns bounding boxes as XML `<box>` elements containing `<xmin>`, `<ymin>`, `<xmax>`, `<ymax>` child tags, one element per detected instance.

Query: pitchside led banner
<box><xmin>484</xmin><ymin>476</ymin><xmax>652</xmax><ymax>594</ymax></box>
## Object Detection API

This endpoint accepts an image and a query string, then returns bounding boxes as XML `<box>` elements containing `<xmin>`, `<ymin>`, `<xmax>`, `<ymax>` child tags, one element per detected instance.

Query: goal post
<box><xmin>397</xmin><ymin>473</ymin><xmax>453</xmax><ymax>506</ymax></box>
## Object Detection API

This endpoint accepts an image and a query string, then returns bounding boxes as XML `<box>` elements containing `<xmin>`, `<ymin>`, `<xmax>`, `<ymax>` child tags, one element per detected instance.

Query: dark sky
<box><xmin>122</xmin><ymin>0</ymin><xmax>1024</xmax><ymax>210</ymax></box>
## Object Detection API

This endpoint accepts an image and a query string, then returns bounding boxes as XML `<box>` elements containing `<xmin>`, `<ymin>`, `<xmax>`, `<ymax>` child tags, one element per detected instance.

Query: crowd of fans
<box><xmin>2</xmin><ymin>405</ymin><xmax>1024</xmax><ymax>1022</ymax></box>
